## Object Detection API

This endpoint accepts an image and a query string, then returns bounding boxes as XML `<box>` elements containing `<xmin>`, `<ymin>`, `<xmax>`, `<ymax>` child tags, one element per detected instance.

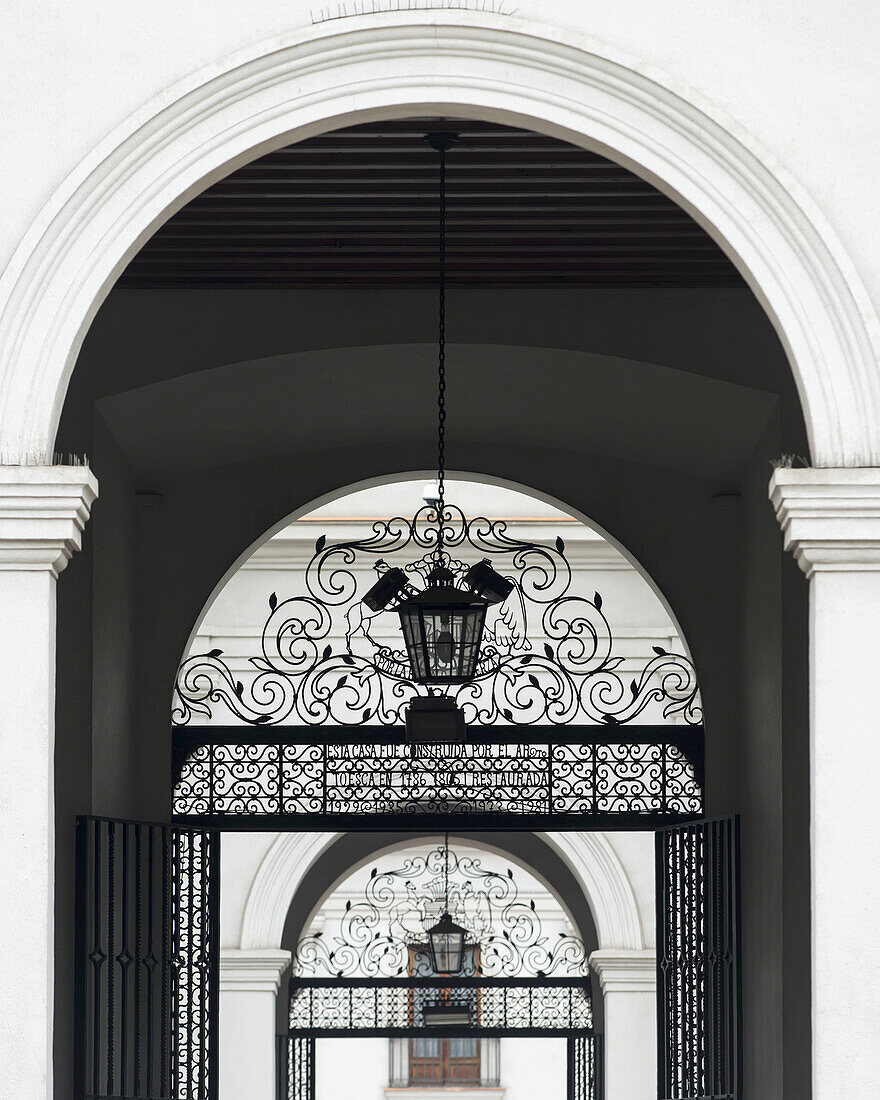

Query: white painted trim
<box><xmin>770</xmin><ymin>467</ymin><xmax>880</xmax><ymax>575</ymax></box>
<box><xmin>240</xmin><ymin>832</ymin><xmax>338</xmax><ymax>949</ymax></box>
<box><xmin>385</xmin><ymin>1091</ymin><xmax>504</xmax><ymax>1100</ymax></box>
<box><xmin>589</xmin><ymin>949</ymin><xmax>656</xmax><ymax>994</ymax></box>
<box><xmin>0</xmin><ymin>13</ymin><xmax>876</xmax><ymax>464</ymax></box>
<box><xmin>543</xmin><ymin>833</ymin><xmax>645</xmax><ymax>950</ymax></box>
<box><xmin>0</xmin><ymin>466</ymin><xmax>98</xmax><ymax>576</ymax></box>
<box><xmin>219</xmin><ymin>948</ymin><xmax>291</xmax><ymax>993</ymax></box>
<box><xmin>385</xmin><ymin>1090</ymin><xmax>504</xmax><ymax>1100</ymax></box>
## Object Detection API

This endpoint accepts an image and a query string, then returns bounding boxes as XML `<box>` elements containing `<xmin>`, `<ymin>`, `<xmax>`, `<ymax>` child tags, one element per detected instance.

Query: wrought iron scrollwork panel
<box><xmin>656</xmin><ymin>817</ymin><xmax>741</xmax><ymax>1100</ymax></box>
<box><xmin>172</xmin><ymin>829</ymin><xmax>220</xmax><ymax>1100</ymax></box>
<box><xmin>173</xmin><ymin>505</ymin><xmax>702</xmax><ymax>729</ymax></box>
<box><xmin>173</xmin><ymin>726</ymin><xmax>703</xmax><ymax>828</ymax></box>
<box><xmin>291</xmin><ymin>844</ymin><xmax>590</xmax><ymax>981</ymax></box>
<box><xmin>277</xmin><ymin>1037</ymin><xmax>315</xmax><ymax>1100</ymax></box>
<box><xmin>288</xmin><ymin>979</ymin><xmax>593</xmax><ymax>1036</ymax></box>
<box><xmin>568</xmin><ymin>1035</ymin><xmax>604</xmax><ymax>1100</ymax></box>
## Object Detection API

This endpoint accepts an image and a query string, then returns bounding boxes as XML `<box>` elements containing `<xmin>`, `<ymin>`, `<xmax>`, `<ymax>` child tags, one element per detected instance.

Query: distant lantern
<box><xmin>395</xmin><ymin>565</ymin><xmax>488</xmax><ymax>684</ymax></box>
<box><xmin>426</xmin><ymin>911</ymin><xmax>469</xmax><ymax>975</ymax></box>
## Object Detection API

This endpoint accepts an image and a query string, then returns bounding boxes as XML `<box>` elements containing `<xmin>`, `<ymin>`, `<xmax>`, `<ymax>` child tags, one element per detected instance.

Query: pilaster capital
<box><xmin>589</xmin><ymin>949</ymin><xmax>656</xmax><ymax>994</ymax></box>
<box><xmin>769</xmin><ymin>468</ymin><xmax>880</xmax><ymax>577</ymax></box>
<box><xmin>219</xmin><ymin>948</ymin><xmax>291</xmax><ymax>994</ymax></box>
<box><xmin>0</xmin><ymin>466</ymin><xmax>98</xmax><ymax>577</ymax></box>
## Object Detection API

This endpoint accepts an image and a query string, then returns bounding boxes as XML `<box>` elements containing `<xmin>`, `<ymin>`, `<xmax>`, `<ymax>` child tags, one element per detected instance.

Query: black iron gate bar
<box><xmin>568</xmin><ymin>1035</ymin><xmax>604</xmax><ymax>1100</ymax></box>
<box><xmin>656</xmin><ymin>817</ymin><xmax>742</xmax><ymax>1100</ymax></box>
<box><xmin>74</xmin><ymin>816</ymin><xmax>220</xmax><ymax>1100</ymax></box>
<box><xmin>172</xmin><ymin>723</ymin><xmax>703</xmax><ymax>829</ymax></box>
<box><xmin>288</xmin><ymin>977</ymin><xmax>594</xmax><ymax>1037</ymax></box>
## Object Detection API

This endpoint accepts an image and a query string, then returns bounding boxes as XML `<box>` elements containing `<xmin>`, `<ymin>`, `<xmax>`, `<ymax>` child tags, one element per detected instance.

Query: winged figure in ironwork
<box><xmin>481</xmin><ymin>578</ymin><xmax>528</xmax><ymax>655</ymax></box>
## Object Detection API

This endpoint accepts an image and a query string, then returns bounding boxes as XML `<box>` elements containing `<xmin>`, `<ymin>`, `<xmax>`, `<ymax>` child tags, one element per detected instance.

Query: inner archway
<box><xmin>194</xmin><ymin>474</ymin><xmax>678</xmax><ymax>1100</ymax></box>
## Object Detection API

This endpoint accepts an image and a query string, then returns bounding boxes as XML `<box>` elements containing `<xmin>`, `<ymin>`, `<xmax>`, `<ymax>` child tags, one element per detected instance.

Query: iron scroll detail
<box><xmin>171</xmin><ymin>725</ymin><xmax>704</xmax><ymax>828</ymax></box>
<box><xmin>291</xmin><ymin>844</ymin><xmax>590</xmax><ymax>979</ymax></box>
<box><xmin>172</xmin><ymin>505</ymin><xmax>702</xmax><ymax>728</ymax></box>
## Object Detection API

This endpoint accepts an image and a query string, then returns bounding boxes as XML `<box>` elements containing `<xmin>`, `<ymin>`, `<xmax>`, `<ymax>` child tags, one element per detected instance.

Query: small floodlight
<box><xmin>463</xmin><ymin>559</ymin><xmax>515</xmax><ymax>605</ymax></box>
<box><xmin>362</xmin><ymin>567</ymin><xmax>409</xmax><ymax>612</ymax></box>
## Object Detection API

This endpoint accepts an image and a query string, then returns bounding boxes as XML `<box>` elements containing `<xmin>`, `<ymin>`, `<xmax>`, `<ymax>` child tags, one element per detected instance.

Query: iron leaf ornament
<box><xmin>172</xmin><ymin>503</ymin><xmax>701</xmax><ymax>727</ymax></box>
<box><xmin>291</xmin><ymin>845</ymin><xmax>590</xmax><ymax>979</ymax></box>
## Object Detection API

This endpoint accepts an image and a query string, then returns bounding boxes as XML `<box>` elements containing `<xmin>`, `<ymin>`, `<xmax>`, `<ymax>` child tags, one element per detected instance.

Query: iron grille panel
<box><xmin>278</xmin><ymin>1036</ymin><xmax>315</xmax><ymax>1100</ymax></box>
<box><xmin>173</xmin><ymin>504</ymin><xmax>702</xmax><ymax>731</ymax></box>
<box><xmin>656</xmin><ymin>817</ymin><xmax>741</xmax><ymax>1100</ymax></box>
<box><xmin>75</xmin><ymin>818</ymin><xmax>220</xmax><ymax>1100</ymax></box>
<box><xmin>173</xmin><ymin>725</ymin><xmax>703</xmax><ymax>829</ymax></box>
<box><xmin>568</xmin><ymin>1035</ymin><xmax>604</xmax><ymax>1100</ymax></box>
<box><xmin>288</xmin><ymin>978</ymin><xmax>593</xmax><ymax>1036</ymax></box>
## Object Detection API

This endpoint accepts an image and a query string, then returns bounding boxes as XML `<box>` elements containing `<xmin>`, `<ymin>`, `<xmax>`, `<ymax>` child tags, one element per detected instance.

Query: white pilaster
<box><xmin>771</xmin><ymin>467</ymin><xmax>880</xmax><ymax>1100</ymax></box>
<box><xmin>589</xmin><ymin>949</ymin><xmax>655</xmax><ymax>1100</ymax></box>
<box><xmin>220</xmin><ymin>948</ymin><xmax>291</xmax><ymax>1100</ymax></box>
<box><xmin>0</xmin><ymin>466</ymin><xmax>97</xmax><ymax>1100</ymax></box>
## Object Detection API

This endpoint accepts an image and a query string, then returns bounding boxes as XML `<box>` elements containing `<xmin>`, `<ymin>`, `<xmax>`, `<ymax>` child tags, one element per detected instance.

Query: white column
<box><xmin>589</xmin><ymin>949</ymin><xmax>655</xmax><ymax>1100</ymax></box>
<box><xmin>771</xmin><ymin>468</ymin><xmax>880</xmax><ymax>1100</ymax></box>
<box><xmin>0</xmin><ymin>466</ymin><xmax>98</xmax><ymax>1100</ymax></box>
<box><xmin>220</xmin><ymin>948</ymin><xmax>291</xmax><ymax>1100</ymax></box>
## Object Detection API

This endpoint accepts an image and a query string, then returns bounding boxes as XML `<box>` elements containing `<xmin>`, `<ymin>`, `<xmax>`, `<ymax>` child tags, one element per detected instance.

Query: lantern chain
<box><xmin>426</xmin><ymin>132</ymin><xmax>457</xmax><ymax>564</ymax></box>
<box><xmin>436</xmin><ymin>138</ymin><xmax>447</xmax><ymax>560</ymax></box>
<box><xmin>443</xmin><ymin>831</ymin><xmax>450</xmax><ymax>912</ymax></box>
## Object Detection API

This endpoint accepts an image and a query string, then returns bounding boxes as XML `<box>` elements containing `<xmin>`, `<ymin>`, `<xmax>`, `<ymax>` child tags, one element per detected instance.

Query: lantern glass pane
<box><xmin>430</xmin><ymin>930</ymin><xmax>465</xmax><ymax>974</ymax></box>
<box><xmin>396</xmin><ymin>590</ymin><xmax>487</xmax><ymax>684</ymax></box>
<box><xmin>399</xmin><ymin>609</ymin><xmax>428</xmax><ymax>679</ymax></box>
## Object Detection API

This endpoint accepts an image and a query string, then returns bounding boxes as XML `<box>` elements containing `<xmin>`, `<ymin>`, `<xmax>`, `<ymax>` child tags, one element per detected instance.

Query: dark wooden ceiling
<box><xmin>118</xmin><ymin>118</ymin><xmax>744</xmax><ymax>288</ymax></box>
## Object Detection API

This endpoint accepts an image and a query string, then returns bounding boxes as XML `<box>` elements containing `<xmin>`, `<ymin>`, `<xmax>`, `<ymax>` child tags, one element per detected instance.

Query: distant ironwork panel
<box><xmin>656</xmin><ymin>818</ymin><xmax>741</xmax><ymax>1100</ymax></box>
<box><xmin>75</xmin><ymin>817</ymin><xmax>220</xmax><ymax>1100</ymax></box>
<box><xmin>568</xmin><ymin>1035</ymin><xmax>604</xmax><ymax>1100</ymax></box>
<box><xmin>288</xmin><ymin>977</ymin><xmax>593</xmax><ymax>1037</ymax></box>
<box><xmin>277</xmin><ymin>1037</ymin><xmax>315</xmax><ymax>1100</ymax></box>
<box><xmin>173</xmin><ymin>725</ymin><xmax>703</xmax><ymax>830</ymax></box>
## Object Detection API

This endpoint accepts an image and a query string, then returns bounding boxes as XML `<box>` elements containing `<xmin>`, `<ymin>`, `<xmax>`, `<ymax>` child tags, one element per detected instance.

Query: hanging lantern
<box><xmin>395</xmin><ymin>565</ymin><xmax>488</xmax><ymax>684</ymax></box>
<box><xmin>425</xmin><ymin>834</ymin><xmax>471</xmax><ymax>975</ymax></box>
<box><xmin>426</xmin><ymin>911</ymin><xmax>469</xmax><ymax>975</ymax></box>
<box><xmin>360</xmin><ymin>132</ymin><xmax>508</xmax><ymax>690</ymax></box>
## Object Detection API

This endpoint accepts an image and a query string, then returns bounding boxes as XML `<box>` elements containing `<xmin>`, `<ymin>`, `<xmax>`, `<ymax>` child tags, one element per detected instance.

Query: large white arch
<box><xmin>0</xmin><ymin>12</ymin><xmax>877</xmax><ymax>466</ymax></box>
<box><xmin>238</xmin><ymin>829</ymin><xmax>645</xmax><ymax>951</ymax></box>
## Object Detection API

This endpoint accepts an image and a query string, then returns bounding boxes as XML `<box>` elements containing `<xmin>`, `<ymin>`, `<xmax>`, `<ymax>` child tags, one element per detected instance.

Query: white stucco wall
<box><xmin>2</xmin><ymin>0</ymin><xmax>880</xmax><ymax>312</ymax></box>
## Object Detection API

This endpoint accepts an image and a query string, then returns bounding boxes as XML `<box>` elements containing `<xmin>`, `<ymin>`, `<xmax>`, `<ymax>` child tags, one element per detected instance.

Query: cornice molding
<box><xmin>770</xmin><ymin>468</ymin><xmax>880</xmax><ymax>576</ymax></box>
<box><xmin>0</xmin><ymin>466</ymin><xmax>98</xmax><ymax>576</ymax></box>
<box><xmin>219</xmin><ymin>948</ymin><xmax>291</xmax><ymax>993</ymax></box>
<box><xmin>589</xmin><ymin>948</ymin><xmax>656</xmax><ymax>994</ymax></box>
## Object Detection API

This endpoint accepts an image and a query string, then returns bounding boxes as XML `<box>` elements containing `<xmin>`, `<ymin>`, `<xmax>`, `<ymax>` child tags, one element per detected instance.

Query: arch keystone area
<box><xmin>0</xmin><ymin>13</ymin><xmax>877</xmax><ymax>464</ymax></box>
<box><xmin>238</xmin><ymin>830</ymin><xmax>644</xmax><ymax>952</ymax></box>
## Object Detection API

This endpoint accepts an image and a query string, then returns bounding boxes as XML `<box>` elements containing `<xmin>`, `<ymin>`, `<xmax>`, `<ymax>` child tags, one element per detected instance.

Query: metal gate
<box><xmin>73</xmin><ymin>816</ymin><xmax>742</xmax><ymax>1100</ymax></box>
<box><xmin>277</xmin><ymin>1037</ymin><xmax>315</xmax><ymax>1100</ymax></box>
<box><xmin>75</xmin><ymin>817</ymin><xmax>220</xmax><ymax>1100</ymax></box>
<box><xmin>656</xmin><ymin>817</ymin><xmax>742</xmax><ymax>1100</ymax></box>
<box><xmin>567</xmin><ymin>1035</ymin><xmax>604</xmax><ymax>1100</ymax></box>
